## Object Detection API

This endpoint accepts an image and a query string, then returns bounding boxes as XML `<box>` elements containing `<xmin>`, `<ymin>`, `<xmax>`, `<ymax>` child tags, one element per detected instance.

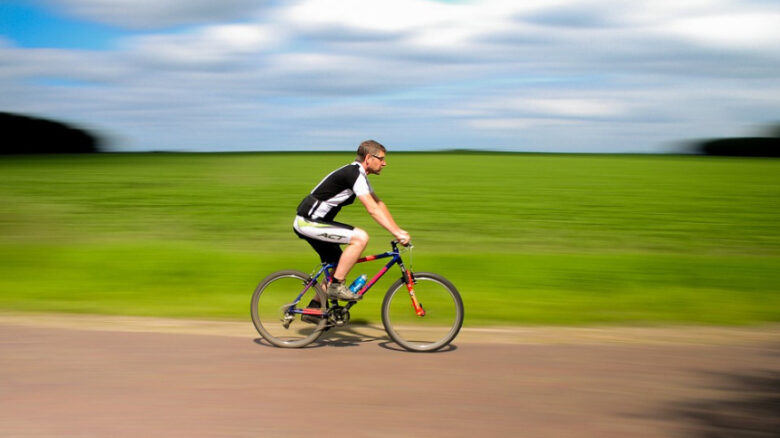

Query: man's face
<box><xmin>366</xmin><ymin>152</ymin><xmax>386</xmax><ymax>175</ymax></box>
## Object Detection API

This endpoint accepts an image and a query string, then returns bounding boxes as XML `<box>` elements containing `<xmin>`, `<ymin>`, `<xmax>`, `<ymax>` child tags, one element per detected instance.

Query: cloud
<box><xmin>664</xmin><ymin>12</ymin><xmax>780</xmax><ymax>50</ymax></box>
<box><xmin>2</xmin><ymin>0</ymin><xmax>780</xmax><ymax>152</ymax></box>
<box><xmin>44</xmin><ymin>0</ymin><xmax>259</xmax><ymax>29</ymax></box>
<box><xmin>283</xmin><ymin>0</ymin><xmax>463</xmax><ymax>34</ymax></box>
<box><xmin>125</xmin><ymin>23</ymin><xmax>284</xmax><ymax>67</ymax></box>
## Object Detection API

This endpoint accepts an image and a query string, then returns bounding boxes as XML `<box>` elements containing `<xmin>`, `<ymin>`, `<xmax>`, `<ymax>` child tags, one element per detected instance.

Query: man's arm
<box><xmin>358</xmin><ymin>193</ymin><xmax>410</xmax><ymax>244</ymax></box>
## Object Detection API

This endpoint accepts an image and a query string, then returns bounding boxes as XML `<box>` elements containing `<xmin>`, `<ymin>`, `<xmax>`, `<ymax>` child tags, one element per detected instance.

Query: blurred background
<box><xmin>2</xmin><ymin>0</ymin><xmax>779</xmax><ymax>153</ymax></box>
<box><xmin>1</xmin><ymin>1</ymin><xmax>779</xmax><ymax>326</ymax></box>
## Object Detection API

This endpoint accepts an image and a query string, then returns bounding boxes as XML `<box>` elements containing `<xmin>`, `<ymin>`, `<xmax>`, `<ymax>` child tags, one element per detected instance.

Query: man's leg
<box><xmin>293</xmin><ymin>216</ymin><xmax>367</xmax><ymax>301</ymax></box>
<box><xmin>325</xmin><ymin>228</ymin><xmax>369</xmax><ymax>302</ymax></box>
<box><xmin>333</xmin><ymin>228</ymin><xmax>369</xmax><ymax>282</ymax></box>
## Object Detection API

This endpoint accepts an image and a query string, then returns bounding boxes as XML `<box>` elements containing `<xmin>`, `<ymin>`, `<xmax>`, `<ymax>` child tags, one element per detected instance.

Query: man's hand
<box><xmin>394</xmin><ymin>229</ymin><xmax>411</xmax><ymax>246</ymax></box>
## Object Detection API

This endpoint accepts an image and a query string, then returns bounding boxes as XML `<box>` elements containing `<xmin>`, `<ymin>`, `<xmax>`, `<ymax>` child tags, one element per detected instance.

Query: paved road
<box><xmin>1</xmin><ymin>319</ymin><xmax>778</xmax><ymax>437</ymax></box>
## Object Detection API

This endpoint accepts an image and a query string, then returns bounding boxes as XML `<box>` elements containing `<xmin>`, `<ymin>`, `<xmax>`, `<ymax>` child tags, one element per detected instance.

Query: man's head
<box><xmin>356</xmin><ymin>140</ymin><xmax>387</xmax><ymax>175</ymax></box>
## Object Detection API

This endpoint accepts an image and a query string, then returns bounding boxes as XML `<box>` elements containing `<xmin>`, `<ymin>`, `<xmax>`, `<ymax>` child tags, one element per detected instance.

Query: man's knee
<box><xmin>351</xmin><ymin>228</ymin><xmax>369</xmax><ymax>246</ymax></box>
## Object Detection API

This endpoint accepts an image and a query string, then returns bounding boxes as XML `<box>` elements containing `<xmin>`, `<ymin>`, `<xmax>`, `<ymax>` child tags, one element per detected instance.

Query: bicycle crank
<box><xmin>327</xmin><ymin>305</ymin><xmax>351</xmax><ymax>328</ymax></box>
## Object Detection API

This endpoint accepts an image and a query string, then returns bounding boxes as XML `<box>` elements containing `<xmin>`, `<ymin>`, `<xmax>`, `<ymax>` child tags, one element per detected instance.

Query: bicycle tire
<box><xmin>250</xmin><ymin>270</ymin><xmax>327</xmax><ymax>348</ymax></box>
<box><xmin>381</xmin><ymin>272</ymin><xmax>464</xmax><ymax>352</ymax></box>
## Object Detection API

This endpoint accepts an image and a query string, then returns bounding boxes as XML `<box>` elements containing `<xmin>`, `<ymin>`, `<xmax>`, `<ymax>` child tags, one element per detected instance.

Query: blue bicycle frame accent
<box><xmin>289</xmin><ymin>242</ymin><xmax>409</xmax><ymax>316</ymax></box>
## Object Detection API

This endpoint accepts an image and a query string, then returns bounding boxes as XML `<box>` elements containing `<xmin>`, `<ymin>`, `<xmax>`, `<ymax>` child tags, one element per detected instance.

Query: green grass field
<box><xmin>1</xmin><ymin>152</ymin><xmax>778</xmax><ymax>326</ymax></box>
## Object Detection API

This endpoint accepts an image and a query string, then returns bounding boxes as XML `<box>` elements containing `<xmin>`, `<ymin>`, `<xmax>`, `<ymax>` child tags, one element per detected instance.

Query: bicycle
<box><xmin>250</xmin><ymin>240</ymin><xmax>463</xmax><ymax>352</ymax></box>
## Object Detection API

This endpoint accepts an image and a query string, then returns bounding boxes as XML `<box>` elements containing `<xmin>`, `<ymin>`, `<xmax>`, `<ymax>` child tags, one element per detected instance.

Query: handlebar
<box><xmin>391</xmin><ymin>239</ymin><xmax>413</xmax><ymax>249</ymax></box>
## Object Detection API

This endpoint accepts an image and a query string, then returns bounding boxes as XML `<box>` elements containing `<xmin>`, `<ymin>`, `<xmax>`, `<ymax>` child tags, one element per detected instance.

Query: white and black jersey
<box><xmin>296</xmin><ymin>162</ymin><xmax>373</xmax><ymax>222</ymax></box>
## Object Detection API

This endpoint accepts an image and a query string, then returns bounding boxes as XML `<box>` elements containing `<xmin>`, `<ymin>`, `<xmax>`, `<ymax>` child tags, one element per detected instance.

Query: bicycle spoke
<box><xmin>251</xmin><ymin>271</ymin><xmax>327</xmax><ymax>348</ymax></box>
<box><xmin>382</xmin><ymin>273</ymin><xmax>463</xmax><ymax>352</ymax></box>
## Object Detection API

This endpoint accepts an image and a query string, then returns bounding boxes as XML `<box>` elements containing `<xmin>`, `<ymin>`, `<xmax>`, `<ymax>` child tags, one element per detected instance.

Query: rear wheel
<box><xmin>250</xmin><ymin>270</ymin><xmax>327</xmax><ymax>348</ymax></box>
<box><xmin>381</xmin><ymin>272</ymin><xmax>464</xmax><ymax>352</ymax></box>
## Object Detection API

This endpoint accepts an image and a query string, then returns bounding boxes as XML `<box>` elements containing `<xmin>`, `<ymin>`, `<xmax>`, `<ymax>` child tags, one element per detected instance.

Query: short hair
<box><xmin>356</xmin><ymin>140</ymin><xmax>386</xmax><ymax>161</ymax></box>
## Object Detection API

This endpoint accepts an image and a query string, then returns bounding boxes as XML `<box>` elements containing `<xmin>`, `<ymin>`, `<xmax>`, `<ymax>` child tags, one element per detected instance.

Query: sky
<box><xmin>1</xmin><ymin>0</ymin><xmax>779</xmax><ymax>153</ymax></box>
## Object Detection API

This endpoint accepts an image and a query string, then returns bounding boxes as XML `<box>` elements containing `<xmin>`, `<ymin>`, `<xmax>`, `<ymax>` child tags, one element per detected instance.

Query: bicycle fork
<box><xmin>400</xmin><ymin>263</ymin><xmax>426</xmax><ymax>317</ymax></box>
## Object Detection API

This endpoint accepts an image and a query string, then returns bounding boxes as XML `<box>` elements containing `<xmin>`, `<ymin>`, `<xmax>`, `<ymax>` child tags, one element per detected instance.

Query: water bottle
<box><xmin>349</xmin><ymin>274</ymin><xmax>367</xmax><ymax>293</ymax></box>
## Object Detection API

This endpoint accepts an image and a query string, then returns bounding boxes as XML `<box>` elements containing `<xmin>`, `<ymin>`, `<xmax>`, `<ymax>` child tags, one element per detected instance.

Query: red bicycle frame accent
<box><xmin>319</xmin><ymin>241</ymin><xmax>424</xmax><ymax>315</ymax></box>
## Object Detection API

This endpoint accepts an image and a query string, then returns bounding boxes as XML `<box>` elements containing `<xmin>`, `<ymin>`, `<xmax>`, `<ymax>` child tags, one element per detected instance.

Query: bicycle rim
<box><xmin>382</xmin><ymin>272</ymin><xmax>463</xmax><ymax>352</ymax></box>
<box><xmin>250</xmin><ymin>270</ymin><xmax>326</xmax><ymax>348</ymax></box>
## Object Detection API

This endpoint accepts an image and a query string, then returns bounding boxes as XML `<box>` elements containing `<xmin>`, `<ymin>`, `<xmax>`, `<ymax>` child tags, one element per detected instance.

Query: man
<box><xmin>293</xmin><ymin>140</ymin><xmax>411</xmax><ymax>302</ymax></box>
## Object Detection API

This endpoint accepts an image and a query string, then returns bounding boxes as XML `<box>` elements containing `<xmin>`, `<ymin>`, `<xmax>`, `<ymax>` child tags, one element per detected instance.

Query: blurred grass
<box><xmin>0</xmin><ymin>152</ymin><xmax>778</xmax><ymax>326</ymax></box>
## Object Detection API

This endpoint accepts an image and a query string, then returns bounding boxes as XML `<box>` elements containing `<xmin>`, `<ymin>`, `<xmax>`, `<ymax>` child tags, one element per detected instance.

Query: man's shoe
<box><xmin>327</xmin><ymin>281</ymin><xmax>362</xmax><ymax>301</ymax></box>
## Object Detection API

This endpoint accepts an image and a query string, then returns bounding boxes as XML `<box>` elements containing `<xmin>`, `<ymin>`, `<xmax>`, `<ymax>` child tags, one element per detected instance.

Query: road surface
<box><xmin>1</xmin><ymin>314</ymin><xmax>778</xmax><ymax>437</ymax></box>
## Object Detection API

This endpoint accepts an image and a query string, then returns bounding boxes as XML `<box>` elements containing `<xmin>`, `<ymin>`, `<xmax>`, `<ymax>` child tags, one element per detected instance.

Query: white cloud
<box><xmin>283</xmin><ymin>0</ymin><xmax>459</xmax><ymax>34</ymax></box>
<box><xmin>527</xmin><ymin>99</ymin><xmax>625</xmax><ymax>117</ymax></box>
<box><xmin>0</xmin><ymin>46</ymin><xmax>126</xmax><ymax>82</ymax></box>
<box><xmin>125</xmin><ymin>23</ymin><xmax>283</xmax><ymax>66</ymax></box>
<box><xmin>664</xmin><ymin>13</ymin><xmax>780</xmax><ymax>50</ymax></box>
<box><xmin>45</xmin><ymin>0</ymin><xmax>259</xmax><ymax>29</ymax></box>
<box><xmin>3</xmin><ymin>0</ymin><xmax>780</xmax><ymax>152</ymax></box>
<box><xmin>467</xmin><ymin>96</ymin><xmax>627</xmax><ymax>118</ymax></box>
<box><xmin>467</xmin><ymin>117</ymin><xmax>584</xmax><ymax>130</ymax></box>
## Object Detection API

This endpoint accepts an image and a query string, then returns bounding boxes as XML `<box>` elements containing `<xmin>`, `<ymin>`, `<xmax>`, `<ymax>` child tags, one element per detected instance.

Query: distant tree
<box><xmin>697</xmin><ymin>125</ymin><xmax>780</xmax><ymax>157</ymax></box>
<box><xmin>699</xmin><ymin>138</ymin><xmax>780</xmax><ymax>157</ymax></box>
<box><xmin>0</xmin><ymin>112</ymin><xmax>102</xmax><ymax>155</ymax></box>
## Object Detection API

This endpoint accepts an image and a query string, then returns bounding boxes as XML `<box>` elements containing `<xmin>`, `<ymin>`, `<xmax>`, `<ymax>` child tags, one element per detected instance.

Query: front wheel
<box><xmin>251</xmin><ymin>270</ymin><xmax>327</xmax><ymax>348</ymax></box>
<box><xmin>381</xmin><ymin>272</ymin><xmax>464</xmax><ymax>352</ymax></box>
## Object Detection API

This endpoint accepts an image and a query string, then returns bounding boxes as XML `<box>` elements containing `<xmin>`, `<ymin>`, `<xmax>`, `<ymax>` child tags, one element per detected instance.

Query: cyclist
<box><xmin>293</xmin><ymin>140</ymin><xmax>411</xmax><ymax>303</ymax></box>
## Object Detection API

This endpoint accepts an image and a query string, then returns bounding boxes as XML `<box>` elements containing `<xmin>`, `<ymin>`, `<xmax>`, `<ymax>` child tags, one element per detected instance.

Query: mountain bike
<box><xmin>250</xmin><ymin>240</ymin><xmax>463</xmax><ymax>352</ymax></box>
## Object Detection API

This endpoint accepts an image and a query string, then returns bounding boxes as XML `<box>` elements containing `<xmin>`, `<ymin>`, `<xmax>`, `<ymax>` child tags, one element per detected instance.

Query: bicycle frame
<box><xmin>291</xmin><ymin>241</ymin><xmax>425</xmax><ymax>320</ymax></box>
